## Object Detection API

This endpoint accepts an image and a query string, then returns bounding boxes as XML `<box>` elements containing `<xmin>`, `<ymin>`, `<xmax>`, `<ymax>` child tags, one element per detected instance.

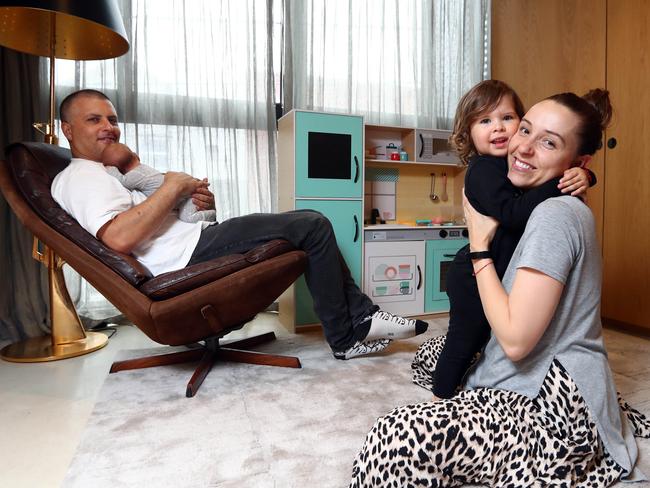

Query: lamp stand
<box><xmin>0</xmin><ymin>12</ymin><xmax>107</xmax><ymax>362</ymax></box>
<box><xmin>0</xmin><ymin>223</ymin><xmax>109</xmax><ymax>362</ymax></box>
<box><xmin>0</xmin><ymin>241</ymin><xmax>108</xmax><ymax>362</ymax></box>
<box><xmin>32</xmin><ymin>13</ymin><xmax>58</xmax><ymax>145</ymax></box>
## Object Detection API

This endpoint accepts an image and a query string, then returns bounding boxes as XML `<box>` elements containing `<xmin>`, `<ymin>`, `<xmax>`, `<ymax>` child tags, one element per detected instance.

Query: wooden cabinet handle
<box><xmin>607</xmin><ymin>137</ymin><xmax>617</xmax><ymax>149</ymax></box>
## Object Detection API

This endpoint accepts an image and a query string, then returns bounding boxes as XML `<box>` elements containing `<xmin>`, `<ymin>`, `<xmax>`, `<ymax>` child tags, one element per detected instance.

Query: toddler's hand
<box><xmin>559</xmin><ymin>167</ymin><xmax>590</xmax><ymax>196</ymax></box>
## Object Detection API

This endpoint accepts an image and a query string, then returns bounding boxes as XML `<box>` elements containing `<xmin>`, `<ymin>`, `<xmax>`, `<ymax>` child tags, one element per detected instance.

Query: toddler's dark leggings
<box><xmin>433</xmin><ymin>257</ymin><xmax>491</xmax><ymax>398</ymax></box>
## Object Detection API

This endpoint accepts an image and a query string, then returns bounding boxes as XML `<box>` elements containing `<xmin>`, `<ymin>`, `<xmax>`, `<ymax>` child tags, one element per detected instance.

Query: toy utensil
<box><xmin>429</xmin><ymin>173</ymin><xmax>439</xmax><ymax>202</ymax></box>
<box><xmin>440</xmin><ymin>172</ymin><xmax>448</xmax><ymax>201</ymax></box>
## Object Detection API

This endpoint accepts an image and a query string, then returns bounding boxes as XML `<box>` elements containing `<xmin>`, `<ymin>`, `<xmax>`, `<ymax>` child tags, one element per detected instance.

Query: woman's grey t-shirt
<box><xmin>464</xmin><ymin>196</ymin><xmax>642</xmax><ymax>479</ymax></box>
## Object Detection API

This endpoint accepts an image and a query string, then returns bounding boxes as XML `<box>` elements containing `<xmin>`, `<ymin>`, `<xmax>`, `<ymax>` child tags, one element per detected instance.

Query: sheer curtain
<box><xmin>54</xmin><ymin>0</ymin><xmax>280</xmax><ymax>318</ymax></box>
<box><xmin>283</xmin><ymin>0</ymin><xmax>490</xmax><ymax>129</ymax></box>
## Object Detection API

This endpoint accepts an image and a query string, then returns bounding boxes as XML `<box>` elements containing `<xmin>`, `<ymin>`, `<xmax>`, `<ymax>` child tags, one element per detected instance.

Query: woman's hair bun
<box><xmin>582</xmin><ymin>88</ymin><xmax>612</xmax><ymax>131</ymax></box>
<box><xmin>546</xmin><ymin>88</ymin><xmax>613</xmax><ymax>155</ymax></box>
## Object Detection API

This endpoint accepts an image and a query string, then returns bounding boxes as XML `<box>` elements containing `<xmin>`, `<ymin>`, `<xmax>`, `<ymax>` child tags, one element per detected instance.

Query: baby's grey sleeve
<box><xmin>104</xmin><ymin>165</ymin><xmax>125</xmax><ymax>184</ymax></box>
<box><xmin>121</xmin><ymin>164</ymin><xmax>164</xmax><ymax>195</ymax></box>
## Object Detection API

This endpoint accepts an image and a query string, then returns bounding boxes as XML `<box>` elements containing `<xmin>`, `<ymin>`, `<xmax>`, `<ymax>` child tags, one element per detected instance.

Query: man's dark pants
<box><xmin>188</xmin><ymin>210</ymin><xmax>377</xmax><ymax>351</ymax></box>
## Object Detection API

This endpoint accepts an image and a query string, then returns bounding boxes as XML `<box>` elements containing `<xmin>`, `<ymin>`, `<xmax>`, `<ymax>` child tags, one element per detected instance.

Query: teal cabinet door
<box><xmin>294</xmin><ymin>199</ymin><xmax>363</xmax><ymax>325</ymax></box>
<box><xmin>424</xmin><ymin>239</ymin><xmax>468</xmax><ymax>313</ymax></box>
<box><xmin>295</xmin><ymin>111</ymin><xmax>363</xmax><ymax>199</ymax></box>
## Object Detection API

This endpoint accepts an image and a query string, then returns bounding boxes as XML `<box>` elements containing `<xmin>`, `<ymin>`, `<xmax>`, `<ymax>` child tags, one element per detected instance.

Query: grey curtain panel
<box><xmin>0</xmin><ymin>47</ymin><xmax>49</xmax><ymax>348</ymax></box>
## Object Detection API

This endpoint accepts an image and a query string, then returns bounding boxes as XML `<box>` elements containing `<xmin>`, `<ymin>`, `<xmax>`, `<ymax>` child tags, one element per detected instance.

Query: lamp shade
<box><xmin>0</xmin><ymin>0</ymin><xmax>129</xmax><ymax>60</ymax></box>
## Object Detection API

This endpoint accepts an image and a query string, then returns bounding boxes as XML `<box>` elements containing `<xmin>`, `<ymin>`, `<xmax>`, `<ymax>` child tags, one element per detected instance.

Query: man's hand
<box><xmin>163</xmin><ymin>171</ymin><xmax>206</xmax><ymax>198</ymax></box>
<box><xmin>191</xmin><ymin>178</ymin><xmax>216</xmax><ymax>211</ymax></box>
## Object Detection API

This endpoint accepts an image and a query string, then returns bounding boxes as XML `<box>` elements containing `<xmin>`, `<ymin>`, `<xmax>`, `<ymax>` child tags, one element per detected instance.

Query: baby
<box><xmin>101</xmin><ymin>143</ymin><xmax>217</xmax><ymax>223</ymax></box>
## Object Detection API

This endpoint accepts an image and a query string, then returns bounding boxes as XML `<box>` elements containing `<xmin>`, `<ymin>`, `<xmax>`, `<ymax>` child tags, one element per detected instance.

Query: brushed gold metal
<box><xmin>48</xmin><ymin>247</ymin><xmax>86</xmax><ymax>344</ymax></box>
<box><xmin>0</xmin><ymin>7</ymin><xmax>129</xmax><ymax>61</ymax></box>
<box><xmin>1</xmin><ymin>242</ymin><xmax>108</xmax><ymax>362</ymax></box>
<box><xmin>0</xmin><ymin>331</ymin><xmax>108</xmax><ymax>363</ymax></box>
<box><xmin>0</xmin><ymin>6</ymin><xmax>129</xmax><ymax>144</ymax></box>
<box><xmin>32</xmin><ymin>235</ymin><xmax>47</xmax><ymax>263</ymax></box>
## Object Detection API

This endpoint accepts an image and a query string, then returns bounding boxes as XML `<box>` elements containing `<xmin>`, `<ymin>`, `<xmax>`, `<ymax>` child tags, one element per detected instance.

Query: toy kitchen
<box><xmin>277</xmin><ymin>110</ymin><xmax>468</xmax><ymax>330</ymax></box>
<box><xmin>362</xmin><ymin>123</ymin><xmax>468</xmax><ymax>317</ymax></box>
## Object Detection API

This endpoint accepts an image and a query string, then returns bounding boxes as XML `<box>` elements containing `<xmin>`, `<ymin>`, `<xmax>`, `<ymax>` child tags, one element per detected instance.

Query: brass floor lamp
<box><xmin>0</xmin><ymin>1</ymin><xmax>129</xmax><ymax>361</ymax></box>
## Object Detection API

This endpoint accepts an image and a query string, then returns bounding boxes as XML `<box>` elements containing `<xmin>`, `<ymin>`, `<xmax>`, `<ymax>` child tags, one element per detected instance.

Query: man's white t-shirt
<box><xmin>52</xmin><ymin>158</ymin><xmax>206</xmax><ymax>276</ymax></box>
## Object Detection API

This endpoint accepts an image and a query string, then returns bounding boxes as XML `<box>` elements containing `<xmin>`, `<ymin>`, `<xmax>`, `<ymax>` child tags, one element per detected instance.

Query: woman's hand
<box><xmin>558</xmin><ymin>167</ymin><xmax>590</xmax><ymax>197</ymax></box>
<box><xmin>463</xmin><ymin>189</ymin><xmax>498</xmax><ymax>251</ymax></box>
<box><xmin>192</xmin><ymin>178</ymin><xmax>216</xmax><ymax>211</ymax></box>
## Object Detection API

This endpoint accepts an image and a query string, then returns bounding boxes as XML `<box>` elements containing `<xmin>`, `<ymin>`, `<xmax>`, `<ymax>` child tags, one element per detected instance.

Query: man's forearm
<box><xmin>98</xmin><ymin>182</ymin><xmax>183</xmax><ymax>254</ymax></box>
<box><xmin>98</xmin><ymin>186</ymin><xmax>179</xmax><ymax>253</ymax></box>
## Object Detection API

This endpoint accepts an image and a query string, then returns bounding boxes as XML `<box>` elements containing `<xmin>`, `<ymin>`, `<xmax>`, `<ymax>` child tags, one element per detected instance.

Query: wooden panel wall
<box><xmin>491</xmin><ymin>0</ymin><xmax>607</xmax><ymax>244</ymax></box>
<box><xmin>601</xmin><ymin>0</ymin><xmax>650</xmax><ymax>327</ymax></box>
<box><xmin>492</xmin><ymin>0</ymin><xmax>650</xmax><ymax>330</ymax></box>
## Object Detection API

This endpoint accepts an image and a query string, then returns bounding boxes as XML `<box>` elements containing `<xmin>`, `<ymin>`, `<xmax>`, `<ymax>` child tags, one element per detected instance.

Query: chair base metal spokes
<box><xmin>109</xmin><ymin>331</ymin><xmax>301</xmax><ymax>397</ymax></box>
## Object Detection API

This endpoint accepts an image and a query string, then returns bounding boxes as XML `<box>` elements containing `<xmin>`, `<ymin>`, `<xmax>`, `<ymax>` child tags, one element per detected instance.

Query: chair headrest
<box><xmin>5</xmin><ymin>142</ymin><xmax>152</xmax><ymax>285</ymax></box>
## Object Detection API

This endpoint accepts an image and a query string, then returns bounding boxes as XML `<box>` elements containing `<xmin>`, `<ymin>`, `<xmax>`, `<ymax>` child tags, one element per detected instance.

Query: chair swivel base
<box><xmin>0</xmin><ymin>331</ymin><xmax>108</xmax><ymax>362</ymax></box>
<box><xmin>109</xmin><ymin>331</ymin><xmax>301</xmax><ymax>397</ymax></box>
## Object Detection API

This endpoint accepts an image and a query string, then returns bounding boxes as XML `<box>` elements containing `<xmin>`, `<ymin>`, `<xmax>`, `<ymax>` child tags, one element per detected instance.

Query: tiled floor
<box><xmin>0</xmin><ymin>315</ymin><xmax>648</xmax><ymax>487</ymax></box>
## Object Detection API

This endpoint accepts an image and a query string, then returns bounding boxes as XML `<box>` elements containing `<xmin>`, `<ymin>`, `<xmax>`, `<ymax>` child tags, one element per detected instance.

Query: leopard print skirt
<box><xmin>350</xmin><ymin>335</ymin><xmax>650</xmax><ymax>488</ymax></box>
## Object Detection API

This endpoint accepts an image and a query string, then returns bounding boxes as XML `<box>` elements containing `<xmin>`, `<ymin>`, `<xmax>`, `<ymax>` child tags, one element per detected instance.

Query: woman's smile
<box><xmin>506</xmin><ymin>100</ymin><xmax>582</xmax><ymax>189</ymax></box>
<box><xmin>511</xmin><ymin>156</ymin><xmax>535</xmax><ymax>171</ymax></box>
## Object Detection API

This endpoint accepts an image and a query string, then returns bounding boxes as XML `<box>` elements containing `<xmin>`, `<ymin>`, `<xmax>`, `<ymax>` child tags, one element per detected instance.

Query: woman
<box><xmin>349</xmin><ymin>90</ymin><xmax>649</xmax><ymax>487</ymax></box>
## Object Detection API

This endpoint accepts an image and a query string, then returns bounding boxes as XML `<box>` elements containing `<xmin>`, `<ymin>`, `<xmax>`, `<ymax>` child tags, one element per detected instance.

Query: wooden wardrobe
<box><xmin>492</xmin><ymin>0</ymin><xmax>650</xmax><ymax>333</ymax></box>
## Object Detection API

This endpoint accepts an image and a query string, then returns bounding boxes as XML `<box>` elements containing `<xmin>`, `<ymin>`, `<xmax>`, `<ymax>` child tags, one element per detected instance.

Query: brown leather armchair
<box><xmin>0</xmin><ymin>142</ymin><xmax>308</xmax><ymax>396</ymax></box>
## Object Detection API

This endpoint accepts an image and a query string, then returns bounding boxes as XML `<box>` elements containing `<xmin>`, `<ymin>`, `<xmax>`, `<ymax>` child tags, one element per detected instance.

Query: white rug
<box><xmin>63</xmin><ymin>320</ymin><xmax>650</xmax><ymax>488</ymax></box>
<box><xmin>62</xmin><ymin>321</ymin><xmax>443</xmax><ymax>488</ymax></box>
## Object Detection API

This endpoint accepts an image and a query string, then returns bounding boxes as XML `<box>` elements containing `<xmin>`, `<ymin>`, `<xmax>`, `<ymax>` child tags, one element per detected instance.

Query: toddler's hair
<box><xmin>450</xmin><ymin>80</ymin><xmax>525</xmax><ymax>165</ymax></box>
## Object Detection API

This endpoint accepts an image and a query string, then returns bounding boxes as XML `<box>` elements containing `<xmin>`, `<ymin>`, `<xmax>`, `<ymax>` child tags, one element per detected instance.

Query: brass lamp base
<box><xmin>0</xmin><ymin>240</ymin><xmax>108</xmax><ymax>363</ymax></box>
<box><xmin>0</xmin><ymin>331</ymin><xmax>107</xmax><ymax>363</ymax></box>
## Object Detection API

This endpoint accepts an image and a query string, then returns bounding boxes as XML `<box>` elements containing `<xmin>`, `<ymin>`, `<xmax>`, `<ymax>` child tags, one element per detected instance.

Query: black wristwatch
<box><xmin>468</xmin><ymin>251</ymin><xmax>491</xmax><ymax>260</ymax></box>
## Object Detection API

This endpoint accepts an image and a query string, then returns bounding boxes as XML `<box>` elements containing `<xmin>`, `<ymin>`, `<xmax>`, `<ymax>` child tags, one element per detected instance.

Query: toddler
<box><xmin>428</xmin><ymin>80</ymin><xmax>595</xmax><ymax>399</ymax></box>
<box><xmin>101</xmin><ymin>143</ymin><xmax>217</xmax><ymax>223</ymax></box>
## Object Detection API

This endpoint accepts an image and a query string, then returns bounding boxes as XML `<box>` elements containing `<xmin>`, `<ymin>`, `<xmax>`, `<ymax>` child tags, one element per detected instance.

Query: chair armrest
<box><xmin>139</xmin><ymin>239</ymin><xmax>300</xmax><ymax>300</ymax></box>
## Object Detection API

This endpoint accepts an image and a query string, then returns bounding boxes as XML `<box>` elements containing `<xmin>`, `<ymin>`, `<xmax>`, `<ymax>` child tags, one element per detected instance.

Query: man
<box><xmin>52</xmin><ymin>89</ymin><xmax>428</xmax><ymax>359</ymax></box>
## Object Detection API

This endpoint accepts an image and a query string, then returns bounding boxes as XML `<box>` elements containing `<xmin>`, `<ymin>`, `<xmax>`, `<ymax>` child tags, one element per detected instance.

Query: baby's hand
<box><xmin>192</xmin><ymin>178</ymin><xmax>215</xmax><ymax>211</ymax></box>
<box><xmin>559</xmin><ymin>167</ymin><xmax>590</xmax><ymax>197</ymax></box>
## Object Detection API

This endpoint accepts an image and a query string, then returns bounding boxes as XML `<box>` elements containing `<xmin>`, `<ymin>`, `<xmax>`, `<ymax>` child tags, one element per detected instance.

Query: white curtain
<box><xmin>54</xmin><ymin>0</ymin><xmax>279</xmax><ymax>318</ymax></box>
<box><xmin>50</xmin><ymin>0</ymin><xmax>490</xmax><ymax>318</ymax></box>
<box><xmin>283</xmin><ymin>0</ymin><xmax>490</xmax><ymax>129</ymax></box>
